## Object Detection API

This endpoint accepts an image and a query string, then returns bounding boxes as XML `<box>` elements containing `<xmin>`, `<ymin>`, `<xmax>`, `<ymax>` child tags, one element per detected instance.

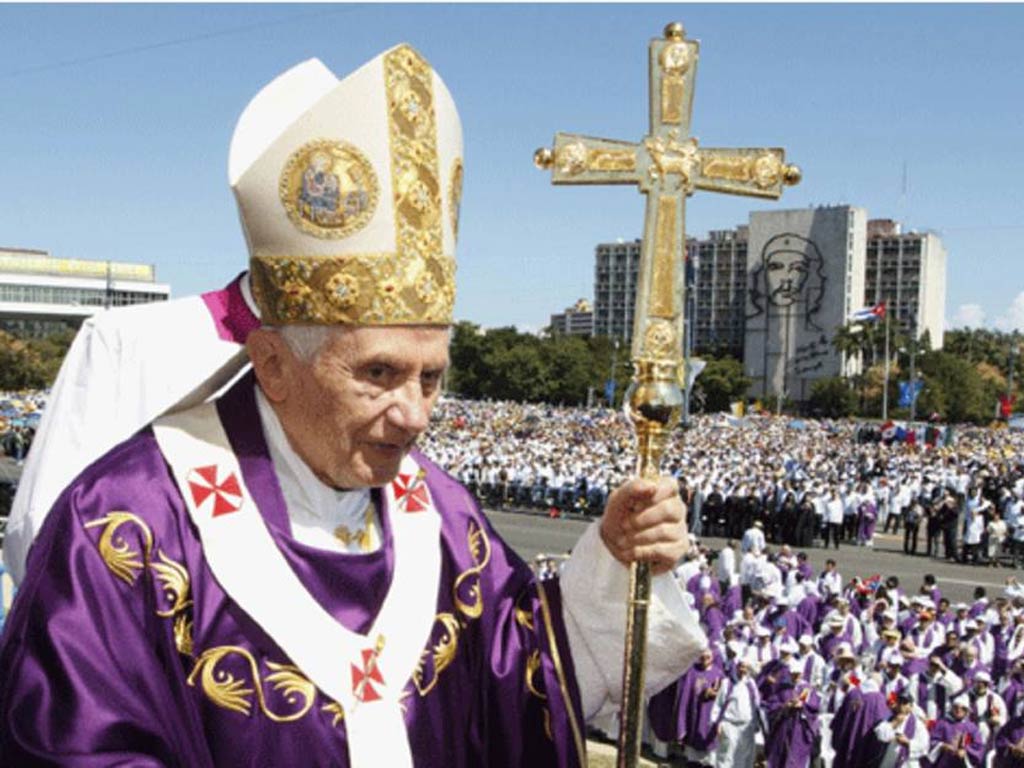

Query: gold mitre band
<box><xmin>250</xmin><ymin>251</ymin><xmax>455</xmax><ymax>325</ymax></box>
<box><xmin>230</xmin><ymin>45</ymin><xmax>463</xmax><ymax>326</ymax></box>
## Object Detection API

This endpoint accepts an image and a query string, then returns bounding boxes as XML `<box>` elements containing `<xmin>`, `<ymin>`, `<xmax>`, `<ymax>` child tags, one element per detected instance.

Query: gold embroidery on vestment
<box><xmin>85</xmin><ymin>511</ymin><xmax>154</xmax><ymax>585</ymax></box>
<box><xmin>453</xmin><ymin>519</ymin><xmax>492</xmax><ymax>619</ymax></box>
<box><xmin>187</xmin><ymin>646</ymin><xmax>318</xmax><ymax>723</ymax></box>
<box><xmin>412</xmin><ymin>612</ymin><xmax>461</xmax><ymax>696</ymax></box>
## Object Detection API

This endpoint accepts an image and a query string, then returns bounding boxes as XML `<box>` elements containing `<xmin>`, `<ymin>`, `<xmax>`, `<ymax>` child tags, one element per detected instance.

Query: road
<box><xmin>483</xmin><ymin>508</ymin><xmax>1016</xmax><ymax>605</ymax></box>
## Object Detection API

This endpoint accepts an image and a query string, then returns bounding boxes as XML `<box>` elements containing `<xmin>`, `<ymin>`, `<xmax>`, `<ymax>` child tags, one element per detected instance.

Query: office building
<box><xmin>863</xmin><ymin>219</ymin><xmax>946</xmax><ymax>350</ymax></box>
<box><xmin>549</xmin><ymin>299</ymin><xmax>594</xmax><ymax>336</ymax></box>
<box><xmin>0</xmin><ymin>247</ymin><xmax>170</xmax><ymax>337</ymax></box>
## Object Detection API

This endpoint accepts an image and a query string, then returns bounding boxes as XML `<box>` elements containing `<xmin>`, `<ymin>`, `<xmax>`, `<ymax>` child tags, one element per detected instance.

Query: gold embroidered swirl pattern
<box><xmin>187</xmin><ymin>646</ymin><xmax>317</xmax><ymax>723</ymax></box>
<box><xmin>152</xmin><ymin>549</ymin><xmax>193</xmax><ymax>618</ymax></box>
<box><xmin>412</xmin><ymin>612</ymin><xmax>461</xmax><ymax>696</ymax></box>
<box><xmin>453</xmin><ymin>519</ymin><xmax>492</xmax><ymax>619</ymax></box>
<box><xmin>84</xmin><ymin>511</ymin><xmax>154</xmax><ymax>585</ymax></box>
<box><xmin>525</xmin><ymin>650</ymin><xmax>547</xmax><ymax>701</ymax></box>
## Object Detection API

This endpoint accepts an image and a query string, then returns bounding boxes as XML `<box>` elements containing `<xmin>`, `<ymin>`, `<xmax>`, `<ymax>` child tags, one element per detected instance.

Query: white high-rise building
<box><xmin>863</xmin><ymin>219</ymin><xmax>946</xmax><ymax>350</ymax></box>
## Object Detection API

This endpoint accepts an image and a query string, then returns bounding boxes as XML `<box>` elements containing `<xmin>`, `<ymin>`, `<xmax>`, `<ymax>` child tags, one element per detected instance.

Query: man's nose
<box><xmin>388</xmin><ymin>380</ymin><xmax>431</xmax><ymax>433</ymax></box>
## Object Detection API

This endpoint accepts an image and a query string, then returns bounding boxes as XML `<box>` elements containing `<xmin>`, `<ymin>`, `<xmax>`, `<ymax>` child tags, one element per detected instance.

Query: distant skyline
<box><xmin>1</xmin><ymin>4</ymin><xmax>1021</xmax><ymax>334</ymax></box>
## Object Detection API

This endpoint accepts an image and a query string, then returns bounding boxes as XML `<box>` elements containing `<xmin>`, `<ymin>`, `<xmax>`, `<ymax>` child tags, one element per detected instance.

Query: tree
<box><xmin>808</xmin><ymin>377</ymin><xmax>856</xmax><ymax>418</ymax></box>
<box><xmin>693</xmin><ymin>357</ymin><xmax>750</xmax><ymax>413</ymax></box>
<box><xmin>916</xmin><ymin>351</ymin><xmax>991</xmax><ymax>424</ymax></box>
<box><xmin>0</xmin><ymin>331</ymin><xmax>49</xmax><ymax>390</ymax></box>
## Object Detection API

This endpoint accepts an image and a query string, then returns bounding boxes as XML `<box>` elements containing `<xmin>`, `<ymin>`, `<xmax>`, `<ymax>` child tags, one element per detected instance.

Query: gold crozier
<box><xmin>534</xmin><ymin>21</ymin><xmax>800</xmax><ymax>768</ymax></box>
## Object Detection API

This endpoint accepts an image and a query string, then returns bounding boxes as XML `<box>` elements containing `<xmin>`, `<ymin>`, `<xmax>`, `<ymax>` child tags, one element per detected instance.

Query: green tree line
<box><xmin>447</xmin><ymin>322</ymin><xmax>749</xmax><ymax>409</ymax></box>
<box><xmin>1</xmin><ymin>322</ymin><xmax>1017</xmax><ymax>425</ymax></box>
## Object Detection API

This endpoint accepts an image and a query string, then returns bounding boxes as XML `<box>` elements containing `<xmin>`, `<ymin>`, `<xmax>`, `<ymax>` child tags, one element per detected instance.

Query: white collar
<box><xmin>255</xmin><ymin>387</ymin><xmax>374</xmax><ymax>550</ymax></box>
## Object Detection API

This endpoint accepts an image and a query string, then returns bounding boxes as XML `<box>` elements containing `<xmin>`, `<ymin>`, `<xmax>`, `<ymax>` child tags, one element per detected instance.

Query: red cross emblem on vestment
<box><xmin>187</xmin><ymin>465</ymin><xmax>243</xmax><ymax>518</ymax></box>
<box><xmin>351</xmin><ymin>646</ymin><xmax>385</xmax><ymax>703</ymax></box>
<box><xmin>392</xmin><ymin>471</ymin><xmax>430</xmax><ymax>513</ymax></box>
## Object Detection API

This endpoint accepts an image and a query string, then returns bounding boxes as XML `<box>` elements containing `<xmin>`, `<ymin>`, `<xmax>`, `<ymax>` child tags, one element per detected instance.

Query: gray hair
<box><xmin>272</xmin><ymin>325</ymin><xmax>334</xmax><ymax>363</ymax></box>
<box><xmin>269</xmin><ymin>324</ymin><xmax>453</xmax><ymax>363</ymax></box>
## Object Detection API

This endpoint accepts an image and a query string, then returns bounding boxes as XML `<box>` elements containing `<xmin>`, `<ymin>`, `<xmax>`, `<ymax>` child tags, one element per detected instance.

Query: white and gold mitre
<box><xmin>229</xmin><ymin>46</ymin><xmax>463</xmax><ymax>326</ymax></box>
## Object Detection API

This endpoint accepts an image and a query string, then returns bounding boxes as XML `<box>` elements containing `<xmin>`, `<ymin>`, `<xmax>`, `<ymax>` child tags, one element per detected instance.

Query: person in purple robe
<box><xmin>831</xmin><ymin>683</ymin><xmax>890</xmax><ymax>768</ymax></box>
<box><xmin>858</xmin><ymin>500</ymin><xmax>878</xmax><ymax>545</ymax></box>
<box><xmin>648</xmin><ymin>648</ymin><xmax>722</xmax><ymax>763</ymax></box>
<box><xmin>764</xmin><ymin>661</ymin><xmax>820</xmax><ymax>768</ymax></box>
<box><xmin>924</xmin><ymin>697</ymin><xmax>985</xmax><ymax>767</ymax></box>
<box><xmin>1002</xmin><ymin>660</ymin><xmax>1024</xmax><ymax>719</ymax></box>
<box><xmin>0</xmin><ymin>47</ymin><xmax>708</xmax><ymax>768</ymax></box>
<box><xmin>995</xmin><ymin>714</ymin><xmax>1024</xmax><ymax>767</ymax></box>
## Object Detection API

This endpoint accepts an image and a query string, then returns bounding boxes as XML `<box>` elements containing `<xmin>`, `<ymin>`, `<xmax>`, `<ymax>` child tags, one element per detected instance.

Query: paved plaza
<box><xmin>484</xmin><ymin>509</ymin><xmax>1018</xmax><ymax>605</ymax></box>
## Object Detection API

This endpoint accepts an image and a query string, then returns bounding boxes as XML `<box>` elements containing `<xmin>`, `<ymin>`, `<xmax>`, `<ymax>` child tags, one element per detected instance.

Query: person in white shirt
<box><xmin>741</xmin><ymin>521</ymin><xmax>766</xmax><ymax>555</ymax></box>
<box><xmin>968</xmin><ymin>671</ymin><xmax>1006</xmax><ymax>745</ymax></box>
<box><xmin>796</xmin><ymin>634</ymin><xmax>827</xmax><ymax>690</ymax></box>
<box><xmin>716</xmin><ymin>540</ymin><xmax>738</xmax><ymax>591</ymax></box>
<box><xmin>818</xmin><ymin>558</ymin><xmax>843</xmax><ymax>600</ymax></box>
<box><xmin>825</xmin><ymin>489</ymin><xmax>845</xmax><ymax>549</ymax></box>
<box><xmin>874</xmin><ymin>692</ymin><xmax>929</xmax><ymax>768</ymax></box>
<box><xmin>711</xmin><ymin>658</ymin><xmax>762</xmax><ymax>768</ymax></box>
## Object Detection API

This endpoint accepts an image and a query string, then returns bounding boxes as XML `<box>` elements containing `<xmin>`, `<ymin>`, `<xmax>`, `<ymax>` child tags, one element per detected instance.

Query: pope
<box><xmin>0</xmin><ymin>46</ymin><xmax>706</xmax><ymax>766</ymax></box>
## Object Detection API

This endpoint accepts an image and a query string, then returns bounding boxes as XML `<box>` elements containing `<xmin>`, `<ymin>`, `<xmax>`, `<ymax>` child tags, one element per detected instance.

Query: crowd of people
<box><xmin>422</xmin><ymin>397</ymin><xmax>1024</xmax><ymax>567</ymax></box>
<box><xmin>0</xmin><ymin>391</ymin><xmax>43</xmax><ymax>464</ymax></box>
<box><xmin>627</xmin><ymin>536</ymin><xmax>1024</xmax><ymax>767</ymax></box>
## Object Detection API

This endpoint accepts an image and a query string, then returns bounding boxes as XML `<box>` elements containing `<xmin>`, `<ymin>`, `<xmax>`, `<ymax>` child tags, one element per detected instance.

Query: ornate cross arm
<box><xmin>534</xmin><ymin>134</ymin><xmax>641</xmax><ymax>185</ymax></box>
<box><xmin>696</xmin><ymin>147</ymin><xmax>802</xmax><ymax>198</ymax></box>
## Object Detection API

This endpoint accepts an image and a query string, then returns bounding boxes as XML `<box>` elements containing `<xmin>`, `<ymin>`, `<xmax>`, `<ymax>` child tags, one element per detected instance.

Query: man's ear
<box><xmin>247</xmin><ymin>329</ymin><xmax>294</xmax><ymax>403</ymax></box>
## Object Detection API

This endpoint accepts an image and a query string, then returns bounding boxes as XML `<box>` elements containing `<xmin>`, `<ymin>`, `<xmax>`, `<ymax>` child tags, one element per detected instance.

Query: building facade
<box><xmin>549</xmin><ymin>298</ymin><xmax>594</xmax><ymax>336</ymax></box>
<box><xmin>744</xmin><ymin>206</ymin><xmax>867</xmax><ymax>401</ymax></box>
<box><xmin>593</xmin><ymin>240</ymin><xmax>640</xmax><ymax>340</ymax></box>
<box><xmin>0</xmin><ymin>247</ymin><xmax>170</xmax><ymax>337</ymax></box>
<box><xmin>690</xmin><ymin>227</ymin><xmax>748</xmax><ymax>360</ymax></box>
<box><xmin>588</xmin><ymin>208</ymin><xmax>946</xmax><ymax>404</ymax></box>
<box><xmin>863</xmin><ymin>219</ymin><xmax>946</xmax><ymax>350</ymax></box>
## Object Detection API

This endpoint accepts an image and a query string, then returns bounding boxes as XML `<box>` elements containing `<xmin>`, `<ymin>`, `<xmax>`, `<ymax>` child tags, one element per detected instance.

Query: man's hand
<box><xmin>600</xmin><ymin>477</ymin><xmax>689</xmax><ymax>575</ymax></box>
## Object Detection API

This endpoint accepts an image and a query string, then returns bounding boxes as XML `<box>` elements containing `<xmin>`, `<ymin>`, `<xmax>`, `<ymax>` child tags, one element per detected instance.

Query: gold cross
<box><xmin>534</xmin><ymin>22</ymin><xmax>801</xmax><ymax>768</ymax></box>
<box><xmin>535</xmin><ymin>22</ymin><xmax>801</xmax><ymax>369</ymax></box>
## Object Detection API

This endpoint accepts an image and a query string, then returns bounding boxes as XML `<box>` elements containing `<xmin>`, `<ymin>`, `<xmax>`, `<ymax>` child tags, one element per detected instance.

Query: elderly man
<box><xmin>0</xmin><ymin>48</ymin><xmax>705</xmax><ymax>766</ymax></box>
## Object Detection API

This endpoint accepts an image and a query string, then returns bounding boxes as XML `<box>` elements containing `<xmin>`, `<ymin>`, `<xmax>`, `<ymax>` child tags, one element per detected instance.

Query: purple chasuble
<box><xmin>765</xmin><ymin>682</ymin><xmax>820</xmax><ymax>768</ymax></box>
<box><xmin>925</xmin><ymin>716</ymin><xmax>985</xmax><ymax>767</ymax></box>
<box><xmin>0</xmin><ymin>374</ymin><xmax>586</xmax><ymax>767</ymax></box>
<box><xmin>995</xmin><ymin>716</ymin><xmax>1024</xmax><ymax>767</ymax></box>
<box><xmin>831</xmin><ymin>687</ymin><xmax>889</xmax><ymax>768</ymax></box>
<box><xmin>648</xmin><ymin>662</ymin><xmax>722</xmax><ymax>750</ymax></box>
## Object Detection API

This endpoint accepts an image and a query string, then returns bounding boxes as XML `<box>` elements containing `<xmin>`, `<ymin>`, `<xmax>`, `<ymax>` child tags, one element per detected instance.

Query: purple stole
<box><xmin>894</xmin><ymin>714</ymin><xmax>917</xmax><ymax>764</ymax></box>
<box><xmin>715</xmin><ymin>676</ymin><xmax>762</xmax><ymax>731</ymax></box>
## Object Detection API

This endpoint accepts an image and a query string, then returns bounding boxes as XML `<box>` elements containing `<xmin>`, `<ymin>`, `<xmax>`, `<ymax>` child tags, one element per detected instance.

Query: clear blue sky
<box><xmin>1</xmin><ymin>3</ymin><xmax>1022</xmax><ymax>333</ymax></box>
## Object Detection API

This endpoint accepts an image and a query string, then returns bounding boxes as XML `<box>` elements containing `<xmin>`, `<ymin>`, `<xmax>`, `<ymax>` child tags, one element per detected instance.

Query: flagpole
<box><xmin>882</xmin><ymin>307</ymin><xmax>890</xmax><ymax>421</ymax></box>
<box><xmin>909</xmin><ymin>329</ymin><xmax>917</xmax><ymax>422</ymax></box>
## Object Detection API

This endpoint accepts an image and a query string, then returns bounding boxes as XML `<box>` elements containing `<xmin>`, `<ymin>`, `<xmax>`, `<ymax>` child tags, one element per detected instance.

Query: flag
<box><xmin>850</xmin><ymin>302</ymin><xmax>886</xmax><ymax>323</ymax></box>
<box><xmin>604</xmin><ymin>379</ymin><xmax>616</xmax><ymax>403</ymax></box>
<box><xmin>687</xmin><ymin>358</ymin><xmax>707</xmax><ymax>389</ymax></box>
<box><xmin>898</xmin><ymin>379</ymin><xmax>924</xmax><ymax>408</ymax></box>
<box><xmin>1000</xmin><ymin>393</ymin><xmax>1016</xmax><ymax>419</ymax></box>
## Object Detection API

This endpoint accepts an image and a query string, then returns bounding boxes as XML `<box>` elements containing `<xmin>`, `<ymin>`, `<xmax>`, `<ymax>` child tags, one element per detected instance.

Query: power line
<box><xmin>0</xmin><ymin>7</ymin><xmax>361</xmax><ymax>80</ymax></box>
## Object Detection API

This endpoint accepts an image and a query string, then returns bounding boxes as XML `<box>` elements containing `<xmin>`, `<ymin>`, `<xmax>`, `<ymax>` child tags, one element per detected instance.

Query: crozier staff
<box><xmin>0</xmin><ymin>45</ymin><xmax>705</xmax><ymax>766</ymax></box>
